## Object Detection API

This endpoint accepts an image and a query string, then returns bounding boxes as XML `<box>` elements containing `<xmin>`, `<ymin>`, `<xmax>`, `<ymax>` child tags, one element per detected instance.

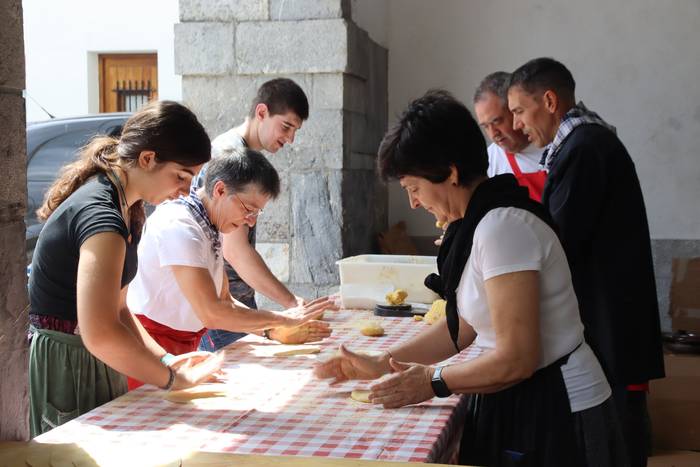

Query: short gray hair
<box><xmin>204</xmin><ymin>147</ymin><xmax>280</xmax><ymax>199</ymax></box>
<box><xmin>473</xmin><ymin>71</ymin><xmax>511</xmax><ymax>103</ymax></box>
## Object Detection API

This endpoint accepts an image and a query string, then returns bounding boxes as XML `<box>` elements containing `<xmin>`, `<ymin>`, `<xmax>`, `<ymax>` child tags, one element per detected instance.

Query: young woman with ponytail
<box><xmin>28</xmin><ymin>101</ymin><xmax>222</xmax><ymax>437</ymax></box>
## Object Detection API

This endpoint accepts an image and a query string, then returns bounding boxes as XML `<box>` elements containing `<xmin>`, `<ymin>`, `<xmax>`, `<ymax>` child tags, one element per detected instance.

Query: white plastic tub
<box><xmin>336</xmin><ymin>254</ymin><xmax>439</xmax><ymax>306</ymax></box>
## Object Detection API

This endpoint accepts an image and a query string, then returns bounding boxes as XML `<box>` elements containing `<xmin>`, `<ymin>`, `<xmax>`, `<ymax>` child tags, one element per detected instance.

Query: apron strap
<box><xmin>505</xmin><ymin>152</ymin><xmax>524</xmax><ymax>177</ymax></box>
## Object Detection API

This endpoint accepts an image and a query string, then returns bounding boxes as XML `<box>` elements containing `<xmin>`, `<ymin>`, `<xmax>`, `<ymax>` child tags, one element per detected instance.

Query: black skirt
<box><xmin>459</xmin><ymin>350</ymin><xmax>582</xmax><ymax>467</ymax></box>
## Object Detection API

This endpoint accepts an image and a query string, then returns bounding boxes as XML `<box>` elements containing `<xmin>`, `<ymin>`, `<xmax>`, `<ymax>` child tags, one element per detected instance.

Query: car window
<box><xmin>27</xmin><ymin>130</ymin><xmax>95</xmax><ymax>181</ymax></box>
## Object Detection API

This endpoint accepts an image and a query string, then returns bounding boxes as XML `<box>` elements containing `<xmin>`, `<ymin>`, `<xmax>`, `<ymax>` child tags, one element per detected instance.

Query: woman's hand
<box><xmin>167</xmin><ymin>351</ymin><xmax>216</xmax><ymax>369</ymax></box>
<box><xmin>170</xmin><ymin>352</ymin><xmax>224</xmax><ymax>391</ymax></box>
<box><xmin>277</xmin><ymin>296</ymin><xmax>334</xmax><ymax>327</ymax></box>
<box><xmin>314</xmin><ymin>344</ymin><xmax>391</xmax><ymax>385</ymax></box>
<box><xmin>269</xmin><ymin>320</ymin><xmax>332</xmax><ymax>344</ymax></box>
<box><xmin>369</xmin><ymin>359</ymin><xmax>436</xmax><ymax>408</ymax></box>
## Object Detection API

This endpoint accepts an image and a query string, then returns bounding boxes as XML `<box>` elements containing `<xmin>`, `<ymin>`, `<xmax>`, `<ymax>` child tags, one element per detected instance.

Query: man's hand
<box><xmin>276</xmin><ymin>296</ymin><xmax>333</xmax><ymax>327</ymax></box>
<box><xmin>269</xmin><ymin>320</ymin><xmax>332</xmax><ymax>344</ymax></box>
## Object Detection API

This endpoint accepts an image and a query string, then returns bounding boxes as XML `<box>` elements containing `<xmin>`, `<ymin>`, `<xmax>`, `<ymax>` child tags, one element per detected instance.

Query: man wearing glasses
<box><xmin>191</xmin><ymin>78</ymin><xmax>312</xmax><ymax>351</ymax></box>
<box><xmin>125</xmin><ymin>149</ymin><xmax>332</xmax><ymax>388</ymax></box>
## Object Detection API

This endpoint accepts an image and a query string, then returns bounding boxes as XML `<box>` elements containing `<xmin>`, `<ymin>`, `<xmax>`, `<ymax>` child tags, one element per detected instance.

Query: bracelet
<box><xmin>263</xmin><ymin>329</ymin><xmax>272</xmax><ymax>340</ymax></box>
<box><xmin>160</xmin><ymin>366</ymin><xmax>176</xmax><ymax>391</ymax></box>
<box><xmin>160</xmin><ymin>353</ymin><xmax>176</xmax><ymax>367</ymax></box>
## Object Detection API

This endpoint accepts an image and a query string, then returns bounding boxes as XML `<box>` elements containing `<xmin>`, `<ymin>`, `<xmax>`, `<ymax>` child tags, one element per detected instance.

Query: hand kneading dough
<box><xmin>273</xmin><ymin>346</ymin><xmax>321</xmax><ymax>357</ymax></box>
<box><xmin>360</xmin><ymin>322</ymin><xmax>384</xmax><ymax>337</ymax></box>
<box><xmin>350</xmin><ymin>390</ymin><xmax>372</xmax><ymax>403</ymax></box>
<box><xmin>165</xmin><ymin>385</ymin><xmax>228</xmax><ymax>404</ymax></box>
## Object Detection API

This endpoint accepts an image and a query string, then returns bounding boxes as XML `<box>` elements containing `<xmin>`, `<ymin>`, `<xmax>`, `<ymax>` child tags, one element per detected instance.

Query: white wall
<box><xmin>23</xmin><ymin>0</ymin><xmax>181</xmax><ymax>122</ymax></box>
<box><xmin>381</xmin><ymin>0</ymin><xmax>700</xmax><ymax>240</ymax></box>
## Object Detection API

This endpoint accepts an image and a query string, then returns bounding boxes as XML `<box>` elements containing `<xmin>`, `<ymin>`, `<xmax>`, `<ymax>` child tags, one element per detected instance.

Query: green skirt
<box><xmin>29</xmin><ymin>326</ymin><xmax>127</xmax><ymax>438</ymax></box>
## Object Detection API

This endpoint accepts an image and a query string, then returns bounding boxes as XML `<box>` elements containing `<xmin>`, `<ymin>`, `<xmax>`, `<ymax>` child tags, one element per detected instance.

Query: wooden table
<box><xmin>28</xmin><ymin>310</ymin><xmax>481</xmax><ymax>466</ymax></box>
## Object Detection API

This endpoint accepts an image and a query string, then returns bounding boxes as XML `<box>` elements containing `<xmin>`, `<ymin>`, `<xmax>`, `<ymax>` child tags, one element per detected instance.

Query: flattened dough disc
<box><xmin>273</xmin><ymin>346</ymin><xmax>321</xmax><ymax>357</ymax></box>
<box><xmin>165</xmin><ymin>384</ymin><xmax>228</xmax><ymax>404</ymax></box>
<box><xmin>350</xmin><ymin>390</ymin><xmax>372</xmax><ymax>403</ymax></box>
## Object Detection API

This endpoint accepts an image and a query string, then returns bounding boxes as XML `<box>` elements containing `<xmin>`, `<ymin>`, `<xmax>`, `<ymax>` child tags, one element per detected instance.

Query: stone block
<box><xmin>179</xmin><ymin>0</ymin><xmax>233</xmax><ymax>21</ymax></box>
<box><xmin>346</xmin><ymin>20</ymin><xmax>370</xmax><ymax>80</ymax></box>
<box><xmin>180</xmin><ymin>0</ymin><xmax>268</xmax><ymax>21</ymax></box>
<box><xmin>0</xmin><ymin>94</ymin><xmax>27</xmax><ymax>219</ymax></box>
<box><xmin>346</xmin><ymin>151</ymin><xmax>376</xmax><ymax>170</ymax></box>
<box><xmin>255</xmin><ymin>242</ymin><xmax>290</xmax><ymax>282</ymax></box>
<box><xmin>182</xmin><ymin>75</ymin><xmax>258</xmax><ymax>136</ymax></box>
<box><xmin>174</xmin><ymin>22</ymin><xmax>235</xmax><ymax>76</ymax></box>
<box><xmin>231</xmin><ymin>0</ymin><xmax>269</xmax><ymax>20</ymax></box>
<box><xmin>0</xmin><ymin>0</ymin><xmax>25</xmax><ymax>89</ymax></box>
<box><xmin>310</xmin><ymin>73</ymin><xmax>366</xmax><ymax>114</ymax></box>
<box><xmin>277</xmin><ymin>109</ymin><xmax>344</xmax><ymax>170</ymax></box>
<box><xmin>311</xmin><ymin>73</ymin><xmax>344</xmax><ymax>111</ymax></box>
<box><xmin>236</xmin><ymin>19</ymin><xmax>349</xmax><ymax>75</ymax></box>
<box><xmin>341</xmin><ymin>169</ymin><xmax>385</xmax><ymax>256</ymax></box>
<box><xmin>344</xmin><ymin>74</ymin><xmax>368</xmax><ymax>114</ymax></box>
<box><xmin>367</xmin><ymin>40</ymin><xmax>388</xmax><ymax>133</ymax></box>
<box><xmin>290</xmin><ymin>171</ymin><xmax>342</xmax><ymax>285</ymax></box>
<box><xmin>349</xmin><ymin>110</ymin><xmax>383</xmax><ymax>156</ymax></box>
<box><xmin>270</xmin><ymin>0</ymin><xmax>350</xmax><ymax>21</ymax></box>
<box><xmin>256</xmin><ymin>176</ymin><xmax>289</xmax><ymax>242</ymax></box>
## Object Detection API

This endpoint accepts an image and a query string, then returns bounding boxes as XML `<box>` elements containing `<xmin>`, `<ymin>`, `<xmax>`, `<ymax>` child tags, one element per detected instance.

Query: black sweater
<box><xmin>543</xmin><ymin>124</ymin><xmax>664</xmax><ymax>386</ymax></box>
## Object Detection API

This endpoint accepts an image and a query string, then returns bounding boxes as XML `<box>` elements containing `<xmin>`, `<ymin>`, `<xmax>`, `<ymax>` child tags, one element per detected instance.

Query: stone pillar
<box><xmin>0</xmin><ymin>0</ymin><xmax>29</xmax><ymax>441</ymax></box>
<box><xmin>175</xmin><ymin>0</ymin><xmax>388</xmax><ymax>303</ymax></box>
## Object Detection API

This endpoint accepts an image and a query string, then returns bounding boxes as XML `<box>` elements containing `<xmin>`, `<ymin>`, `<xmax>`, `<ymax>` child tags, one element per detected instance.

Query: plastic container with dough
<box><xmin>336</xmin><ymin>254</ymin><xmax>439</xmax><ymax>305</ymax></box>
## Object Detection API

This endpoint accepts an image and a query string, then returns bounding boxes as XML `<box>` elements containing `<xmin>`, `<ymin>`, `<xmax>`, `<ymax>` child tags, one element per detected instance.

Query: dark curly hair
<box><xmin>377</xmin><ymin>89</ymin><xmax>487</xmax><ymax>186</ymax></box>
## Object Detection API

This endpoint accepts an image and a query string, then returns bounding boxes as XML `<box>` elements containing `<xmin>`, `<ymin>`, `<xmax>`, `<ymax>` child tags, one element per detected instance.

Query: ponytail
<box><xmin>37</xmin><ymin>100</ymin><xmax>209</xmax><ymax>232</ymax></box>
<box><xmin>37</xmin><ymin>136</ymin><xmax>120</xmax><ymax>221</ymax></box>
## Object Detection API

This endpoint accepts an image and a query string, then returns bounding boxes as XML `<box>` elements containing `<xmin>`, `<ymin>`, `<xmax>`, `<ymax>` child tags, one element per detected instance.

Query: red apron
<box><xmin>127</xmin><ymin>314</ymin><xmax>208</xmax><ymax>390</ymax></box>
<box><xmin>506</xmin><ymin>151</ymin><xmax>548</xmax><ymax>202</ymax></box>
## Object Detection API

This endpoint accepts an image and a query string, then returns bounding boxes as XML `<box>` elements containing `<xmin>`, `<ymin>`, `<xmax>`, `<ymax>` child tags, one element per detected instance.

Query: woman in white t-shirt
<box><xmin>315</xmin><ymin>90</ymin><xmax>627</xmax><ymax>467</ymax></box>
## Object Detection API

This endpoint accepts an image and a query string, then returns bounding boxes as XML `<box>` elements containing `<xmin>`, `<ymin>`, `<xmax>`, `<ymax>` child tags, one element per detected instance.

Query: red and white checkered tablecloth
<box><xmin>35</xmin><ymin>309</ymin><xmax>482</xmax><ymax>464</ymax></box>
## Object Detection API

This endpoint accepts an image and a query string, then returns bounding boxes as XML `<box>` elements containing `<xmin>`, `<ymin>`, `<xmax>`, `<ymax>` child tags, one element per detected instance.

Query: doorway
<box><xmin>99</xmin><ymin>53</ymin><xmax>158</xmax><ymax>113</ymax></box>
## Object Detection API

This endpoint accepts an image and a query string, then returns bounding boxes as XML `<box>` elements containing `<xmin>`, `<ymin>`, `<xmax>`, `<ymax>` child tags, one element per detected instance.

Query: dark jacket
<box><xmin>543</xmin><ymin>124</ymin><xmax>665</xmax><ymax>386</ymax></box>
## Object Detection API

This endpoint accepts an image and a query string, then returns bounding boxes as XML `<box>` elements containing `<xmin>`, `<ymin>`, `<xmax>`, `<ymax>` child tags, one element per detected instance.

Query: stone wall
<box><xmin>0</xmin><ymin>0</ymin><xmax>29</xmax><ymax>441</ymax></box>
<box><xmin>175</xmin><ymin>0</ymin><xmax>388</xmax><ymax>305</ymax></box>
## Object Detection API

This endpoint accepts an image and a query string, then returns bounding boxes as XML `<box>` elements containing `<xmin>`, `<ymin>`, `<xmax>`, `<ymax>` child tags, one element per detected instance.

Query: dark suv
<box><xmin>26</xmin><ymin>113</ymin><xmax>130</xmax><ymax>259</ymax></box>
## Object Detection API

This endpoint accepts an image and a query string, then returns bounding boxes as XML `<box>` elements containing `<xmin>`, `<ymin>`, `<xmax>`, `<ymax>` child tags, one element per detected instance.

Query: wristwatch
<box><xmin>431</xmin><ymin>366</ymin><xmax>453</xmax><ymax>398</ymax></box>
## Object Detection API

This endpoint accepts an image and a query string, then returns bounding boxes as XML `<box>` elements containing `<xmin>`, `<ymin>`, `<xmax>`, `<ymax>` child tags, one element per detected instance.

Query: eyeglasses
<box><xmin>234</xmin><ymin>193</ymin><xmax>263</xmax><ymax>220</ymax></box>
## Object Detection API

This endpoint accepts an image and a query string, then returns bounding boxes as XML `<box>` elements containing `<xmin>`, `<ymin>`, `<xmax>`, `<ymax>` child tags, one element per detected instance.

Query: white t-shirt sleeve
<box><xmin>473</xmin><ymin>209</ymin><xmax>545</xmax><ymax>280</ymax></box>
<box><xmin>154</xmin><ymin>216</ymin><xmax>209</xmax><ymax>269</ymax></box>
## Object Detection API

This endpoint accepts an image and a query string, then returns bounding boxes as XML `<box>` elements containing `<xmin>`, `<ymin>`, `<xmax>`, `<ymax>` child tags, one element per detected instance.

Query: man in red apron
<box><xmin>474</xmin><ymin>72</ymin><xmax>547</xmax><ymax>201</ymax></box>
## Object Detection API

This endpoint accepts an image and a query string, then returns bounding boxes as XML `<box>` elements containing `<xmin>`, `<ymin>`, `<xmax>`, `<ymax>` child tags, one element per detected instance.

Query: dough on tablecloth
<box><xmin>273</xmin><ymin>346</ymin><xmax>321</xmax><ymax>357</ymax></box>
<box><xmin>350</xmin><ymin>390</ymin><xmax>372</xmax><ymax>403</ymax></box>
<box><xmin>165</xmin><ymin>385</ymin><xmax>228</xmax><ymax>404</ymax></box>
<box><xmin>360</xmin><ymin>322</ymin><xmax>384</xmax><ymax>337</ymax></box>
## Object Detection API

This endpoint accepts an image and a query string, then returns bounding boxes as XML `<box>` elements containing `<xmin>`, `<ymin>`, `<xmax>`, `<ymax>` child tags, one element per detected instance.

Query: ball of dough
<box><xmin>424</xmin><ymin>299</ymin><xmax>446</xmax><ymax>325</ymax></box>
<box><xmin>385</xmin><ymin>289</ymin><xmax>408</xmax><ymax>305</ymax></box>
<box><xmin>360</xmin><ymin>322</ymin><xmax>384</xmax><ymax>337</ymax></box>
